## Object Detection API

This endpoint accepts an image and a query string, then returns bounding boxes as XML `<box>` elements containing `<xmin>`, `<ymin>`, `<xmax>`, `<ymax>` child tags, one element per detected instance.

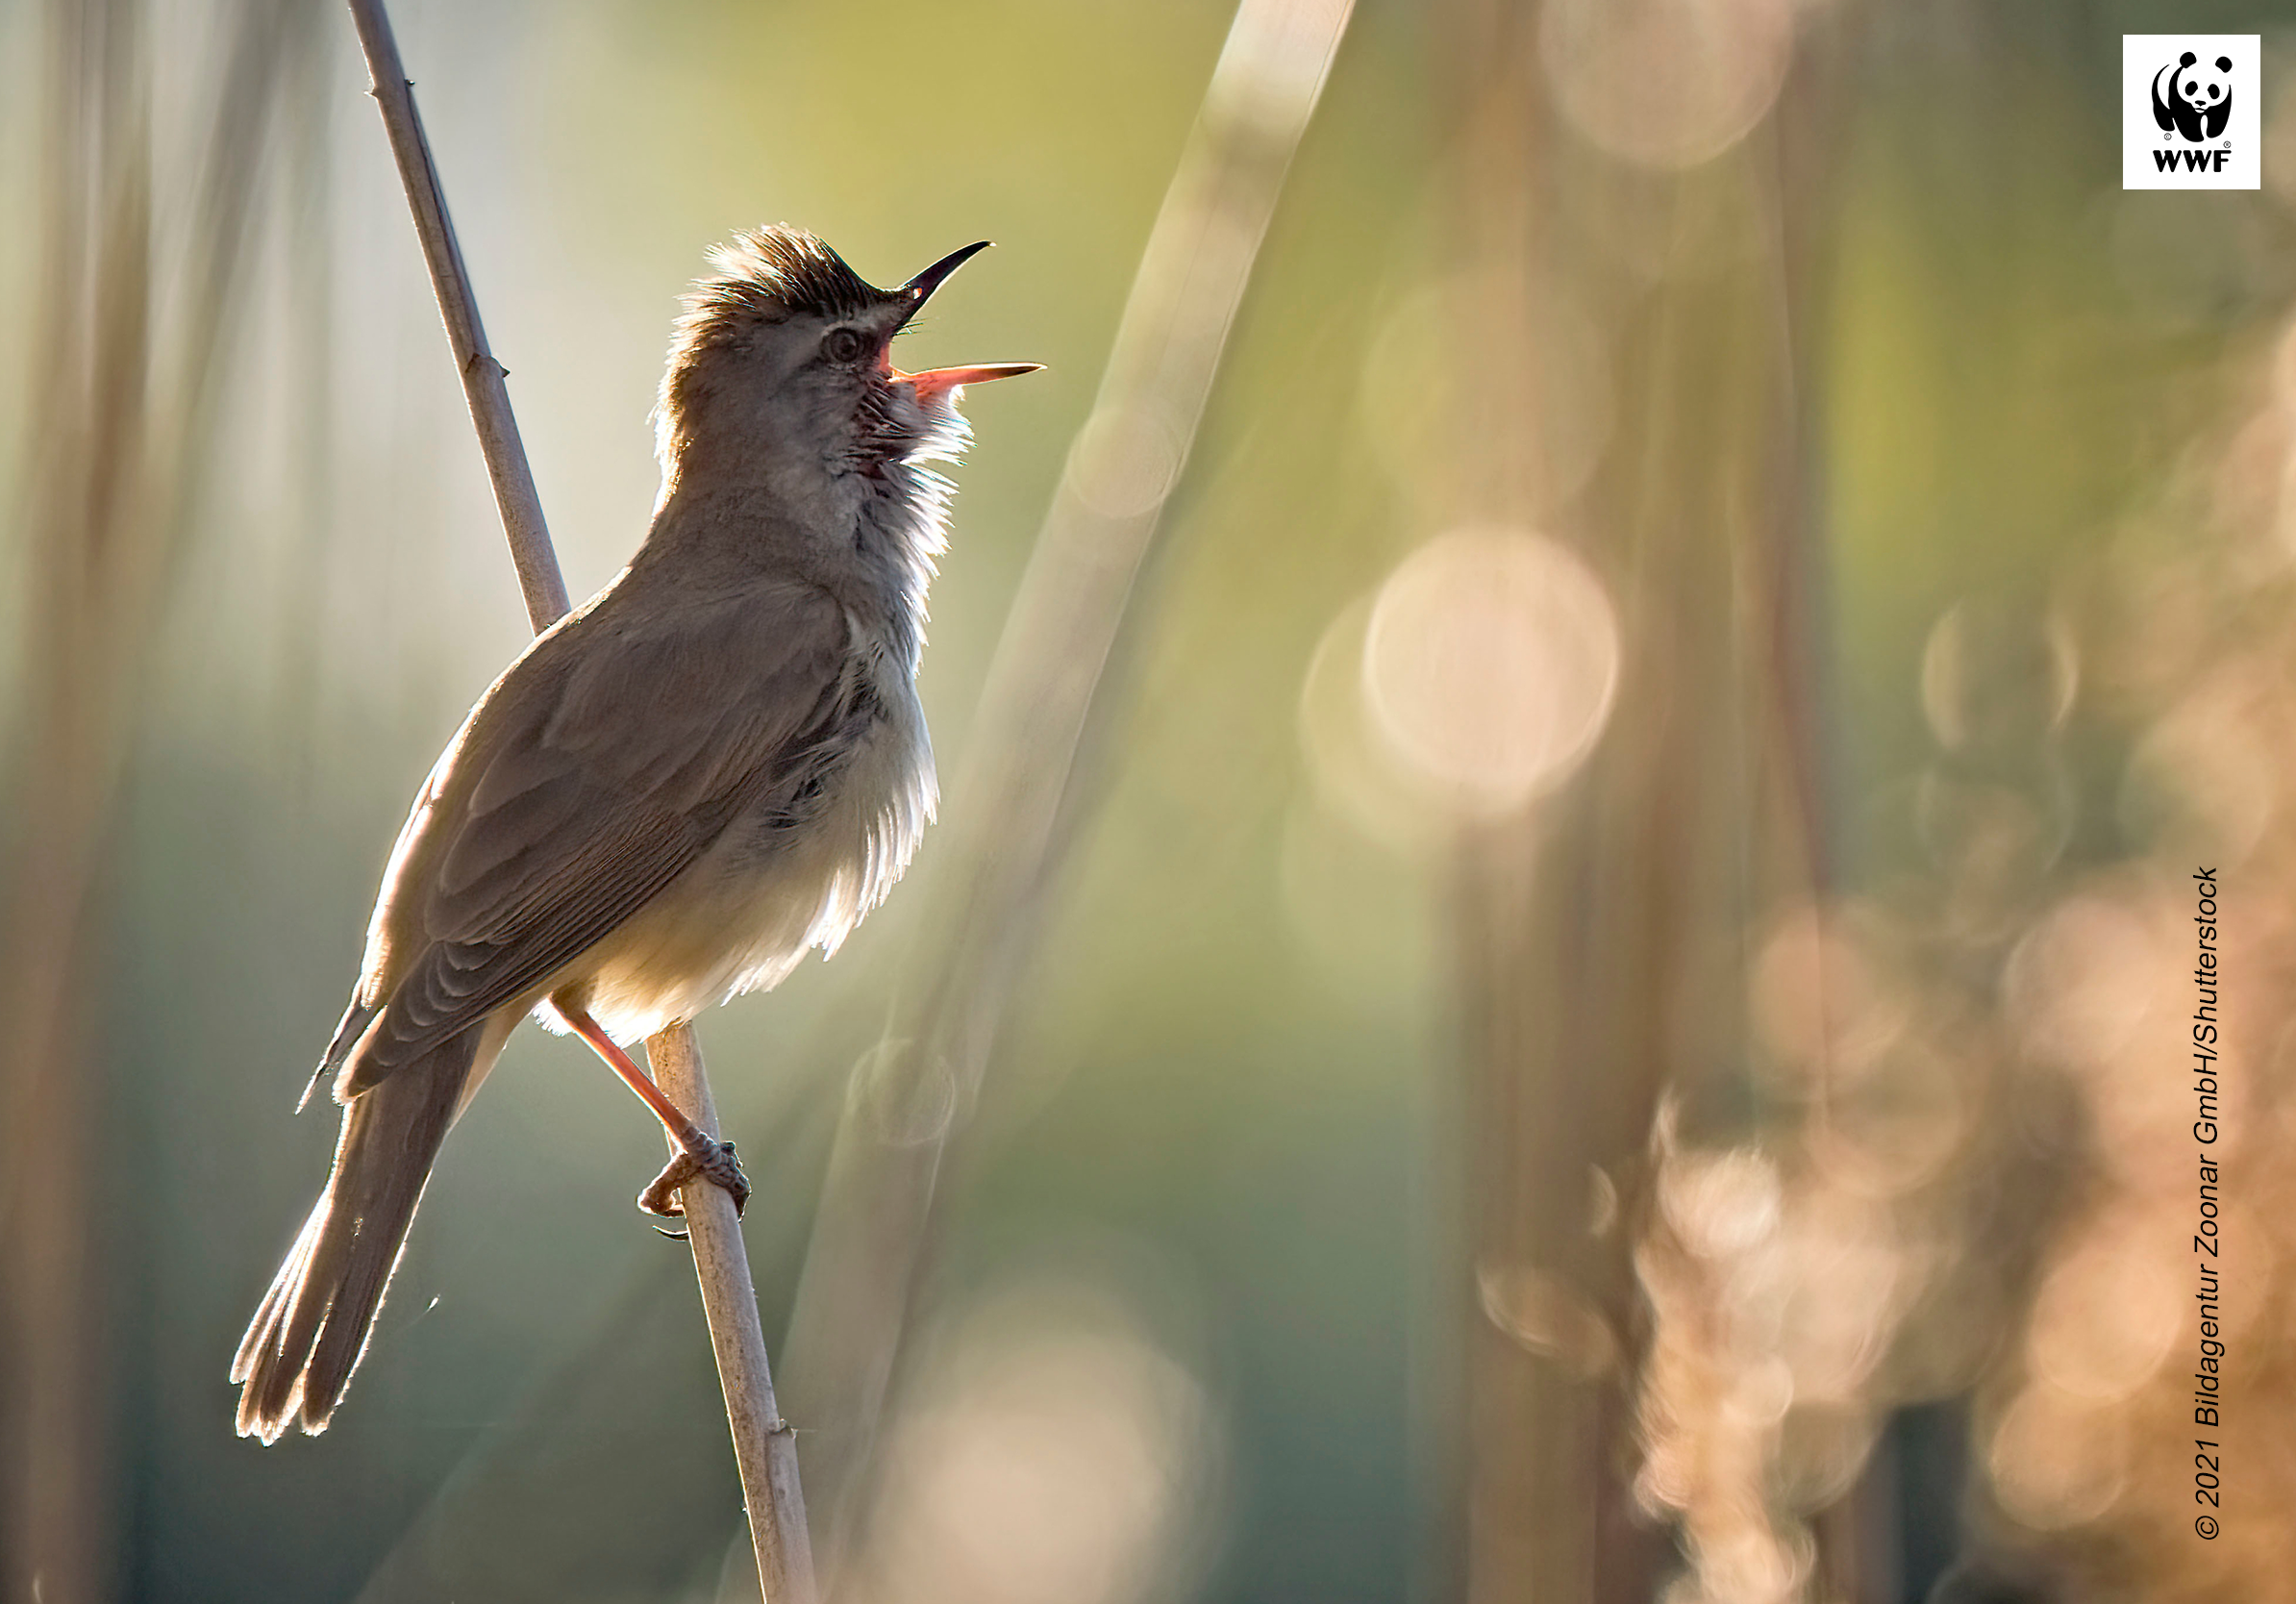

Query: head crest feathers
<box><xmin>676</xmin><ymin>226</ymin><xmax>885</xmax><ymax>348</ymax></box>
<box><xmin>657</xmin><ymin>226</ymin><xmax>892</xmax><ymax>472</ymax></box>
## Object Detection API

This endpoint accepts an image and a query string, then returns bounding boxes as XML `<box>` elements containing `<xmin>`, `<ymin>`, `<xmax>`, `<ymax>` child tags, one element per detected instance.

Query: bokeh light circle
<box><xmin>1919</xmin><ymin>597</ymin><xmax>2079</xmax><ymax>754</ymax></box>
<box><xmin>2025</xmin><ymin>1218</ymin><xmax>2182</xmax><ymax>1403</ymax></box>
<box><xmin>1360</xmin><ymin>527</ymin><xmax>1621</xmax><ymax>818</ymax></box>
<box><xmin>1065</xmin><ymin>402</ymin><xmax>1185</xmax><ymax>521</ymax></box>
<box><xmin>1537</xmin><ymin>0</ymin><xmax>1796</xmax><ymax>170</ymax></box>
<box><xmin>1988</xmin><ymin>1384</ymin><xmax>2129</xmax><ymax>1530</ymax></box>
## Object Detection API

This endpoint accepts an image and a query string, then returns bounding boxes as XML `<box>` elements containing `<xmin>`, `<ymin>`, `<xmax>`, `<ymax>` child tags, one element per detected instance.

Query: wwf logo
<box><xmin>2124</xmin><ymin>35</ymin><xmax>2257</xmax><ymax>190</ymax></box>
<box><xmin>2153</xmin><ymin>51</ymin><xmax>2234</xmax><ymax>145</ymax></box>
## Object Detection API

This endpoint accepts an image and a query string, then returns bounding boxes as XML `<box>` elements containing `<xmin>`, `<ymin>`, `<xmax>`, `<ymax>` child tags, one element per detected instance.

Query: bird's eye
<box><xmin>822</xmin><ymin>328</ymin><xmax>870</xmax><ymax>364</ymax></box>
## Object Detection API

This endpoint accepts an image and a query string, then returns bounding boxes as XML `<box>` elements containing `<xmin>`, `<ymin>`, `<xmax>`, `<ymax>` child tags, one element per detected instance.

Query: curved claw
<box><xmin>637</xmin><ymin>1137</ymin><xmax>751</xmax><ymax>1220</ymax></box>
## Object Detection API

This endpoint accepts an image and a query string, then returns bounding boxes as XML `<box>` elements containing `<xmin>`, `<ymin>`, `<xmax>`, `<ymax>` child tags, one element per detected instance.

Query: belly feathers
<box><xmin>563</xmin><ymin>707</ymin><xmax>934</xmax><ymax>1041</ymax></box>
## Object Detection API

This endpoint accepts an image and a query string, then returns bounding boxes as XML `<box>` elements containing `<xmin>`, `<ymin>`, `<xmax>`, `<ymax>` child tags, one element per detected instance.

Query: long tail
<box><xmin>232</xmin><ymin>1027</ymin><xmax>479</xmax><ymax>1442</ymax></box>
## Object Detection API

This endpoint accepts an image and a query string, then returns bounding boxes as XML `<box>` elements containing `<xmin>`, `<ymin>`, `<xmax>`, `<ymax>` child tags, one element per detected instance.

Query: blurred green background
<box><xmin>8</xmin><ymin>1</ymin><xmax>2296</xmax><ymax>1601</ymax></box>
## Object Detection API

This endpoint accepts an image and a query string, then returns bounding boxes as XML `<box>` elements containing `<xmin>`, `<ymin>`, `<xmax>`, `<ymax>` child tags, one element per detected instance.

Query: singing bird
<box><xmin>232</xmin><ymin>227</ymin><xmax>1036</xmax><ymax>1442</ymax></box>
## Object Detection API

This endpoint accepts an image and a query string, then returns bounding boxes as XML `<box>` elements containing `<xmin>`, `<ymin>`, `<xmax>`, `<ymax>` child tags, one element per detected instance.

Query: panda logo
<box><xmin>2153</xmin><ymin>51</ymin><xmax>2234</xmax><ymax>143</ymax></box>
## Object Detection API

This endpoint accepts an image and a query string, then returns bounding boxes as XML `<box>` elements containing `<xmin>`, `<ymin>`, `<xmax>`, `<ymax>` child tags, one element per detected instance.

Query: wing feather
<box><xmin>343</xmin><ymin>579</ymin><xmax>854</xmax><ymax>1088</ymax></box>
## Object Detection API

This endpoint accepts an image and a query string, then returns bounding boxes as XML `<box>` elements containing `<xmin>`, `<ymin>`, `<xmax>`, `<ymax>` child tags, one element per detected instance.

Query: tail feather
<box><xmin>233</xmin><ymin>1028</ymin><xmax>477</xmax><ymax>1442</ymax></box>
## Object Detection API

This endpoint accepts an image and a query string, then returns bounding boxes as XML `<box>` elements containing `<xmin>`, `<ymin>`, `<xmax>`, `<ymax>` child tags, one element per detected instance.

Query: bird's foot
<box><xmin>638</xmin><ymin>1136</ymin><xmax>751</xmax><ymax>1222</ymax></box>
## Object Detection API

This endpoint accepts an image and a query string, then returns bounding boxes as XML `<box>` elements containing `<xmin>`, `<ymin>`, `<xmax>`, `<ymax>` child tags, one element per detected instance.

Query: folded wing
<box><xmin>340</xmin><ymin>579</ymin><xmax>854</xmax><ymax>1091</ymax></box>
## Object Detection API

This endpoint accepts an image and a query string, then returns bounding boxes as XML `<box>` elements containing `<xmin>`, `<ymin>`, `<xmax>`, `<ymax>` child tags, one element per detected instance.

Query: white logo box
<box><xmin>2124</xmin><ymin>35</ymin><xmax>2260</xmax><ymax>190</ymax></box>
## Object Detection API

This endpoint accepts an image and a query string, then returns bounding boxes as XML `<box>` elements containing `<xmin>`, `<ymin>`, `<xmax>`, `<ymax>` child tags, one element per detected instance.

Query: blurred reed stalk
<box><xmin>274</xmin><ymin>2</ymin><xmax>339</xmax><ymax>800</ymax></box>
<box><xmin>0</xmin><ymin>1</ymin><xmax>292</xmax><ymax>1597</ymax></box>
<box><xmin>1441</xmin><ymin>2</ymin><xmax>1853</xmax><ymax>1599</ymax></box>
<box><xmin>1438</xmin><ymin>10</ymin><xmax>1650</xmax><ymax>1595</ymax></box>
<box><xmin>774</xmin><ymin>0</ymin><xmax>1356</xmax><ymax>1588</ymax></box>
<box><xmin>341</xmin><ymin>5</ymin><xmax>812</xmax><ymax>1598</ymax></box>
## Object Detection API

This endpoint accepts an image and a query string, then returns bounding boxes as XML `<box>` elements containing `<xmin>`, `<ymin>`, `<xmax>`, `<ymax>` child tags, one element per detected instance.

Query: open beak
<box><xmin>888</xmin><ymin>240</ymin><xmax>1043</xmax><ymax>401</ymax></box>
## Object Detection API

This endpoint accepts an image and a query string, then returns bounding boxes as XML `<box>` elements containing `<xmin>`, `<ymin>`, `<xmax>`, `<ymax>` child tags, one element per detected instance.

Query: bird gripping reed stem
<box><xmin>340</xmin><ymin>4</ymin><xmax>815</xmax><ymax>1597</ymax></box>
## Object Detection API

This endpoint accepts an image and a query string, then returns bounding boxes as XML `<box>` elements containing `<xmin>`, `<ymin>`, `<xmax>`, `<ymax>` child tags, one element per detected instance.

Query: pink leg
<box><xmin>556</xmin><ymin>998</ymin><xmax>750</xmax><ymax>1218</ymax></box>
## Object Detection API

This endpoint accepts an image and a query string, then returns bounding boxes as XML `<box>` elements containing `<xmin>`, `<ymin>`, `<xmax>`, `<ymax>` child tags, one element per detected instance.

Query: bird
<box><xmin>231</xmin><ymin>225</ymin><xmax>1037</xmax><ymax>1443</ymax></box>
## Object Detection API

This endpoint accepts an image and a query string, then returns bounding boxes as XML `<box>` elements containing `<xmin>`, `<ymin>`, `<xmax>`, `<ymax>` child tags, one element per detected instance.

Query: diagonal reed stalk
<box><xmin>342</xmin><ymin>4</ymin><xmax>813</xmax><ymax>1598</ymax></box>
<box><xmin>773</xmin><ymin>0</ymin><xmax>1357</xmax><ymax>1588</ymax></box>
